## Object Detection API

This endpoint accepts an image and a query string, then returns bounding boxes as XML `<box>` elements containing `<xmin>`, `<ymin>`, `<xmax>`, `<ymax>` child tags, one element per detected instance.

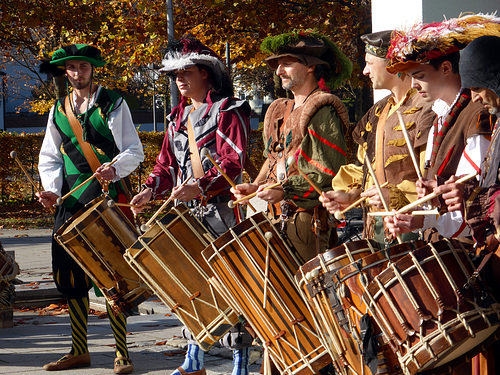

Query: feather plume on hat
<box><xmin>261</xmin><ymin>29</ymin><xmax>352</xmax><ymax>91</ymax></box>
<box><xmin>159</xmin><ymin>38</ymin><xmax>227</xmax><ymax>81</ymax></box>
<box><xmin>387</xmin><ymin>13</ymin><xmax>500</xmax><ymax>73</ymax></box>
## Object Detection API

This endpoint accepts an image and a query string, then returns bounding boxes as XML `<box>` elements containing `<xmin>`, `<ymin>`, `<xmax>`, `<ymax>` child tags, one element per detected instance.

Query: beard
<box><xmin>72</xmin><ymin>80</ymin><xmax>91</xmax><ymax>90</ymax></box>
<box><xmin>67</xmin><ymin>75</ymin><xmax>91</xmax><ymax>90</ymax></box>
<box><xmin>281</xmin><ymin>74</ymin><xmax>305</xmax><ymax>91</ymax></box>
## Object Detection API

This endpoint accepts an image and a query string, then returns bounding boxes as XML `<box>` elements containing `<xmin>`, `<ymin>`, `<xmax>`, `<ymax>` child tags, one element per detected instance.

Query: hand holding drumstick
<box><xmin>131</xmin><ymin>175</ymin><xmax>193</xmax><ymax>231</ymax></box>
<box><xmin>56</xmin><ymin>159</ymin><xmax>118</xmax><ymax>205</ymax></box>
<box><xmin>322</xmin><ymin>182</ymin><xmax>389</xmax><ymax>220</ymax></box>
<box><xmin>200</xmin><ymin>148</ymin><xmax>257</xmax><ymax>211</ymax></box>
<box><xmin>383</xmin><ymin>173</ymin><xmax>477</xmax><ymax>236</ymax></box>
<box><xmin>229</xmin><ymin>182</ymin><xmax>282</xmax><ymax>208</ymax></box>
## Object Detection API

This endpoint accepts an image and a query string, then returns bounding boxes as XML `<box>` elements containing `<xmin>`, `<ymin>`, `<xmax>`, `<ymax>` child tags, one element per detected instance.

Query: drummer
<box><xmin>231</xmin><ymin>30</ymin><xmax>352</xmax><ymax>262</ymax></box>
<box><xmin>383</xmin><ymin>15</ymin><xmax>495</xmax><ymax>242</ymax></box>
<box><xmin>433</xmin><ymin>35</ymin><xmax>500</xmax><ymax>375</ymax></box>
<box><xmin>320</xmin><ymin>30</ymin><xmax>435</xmax><ymax>246</ymax></box>
<box><xmin>36</xmin><ymin>44</ymin><xmax>144</xmax><ymax>373</ymax></box>
<box><xmin>130</xmin><ymin>37</ymin><xmax>253</xmax><ymax>375</ymax></box>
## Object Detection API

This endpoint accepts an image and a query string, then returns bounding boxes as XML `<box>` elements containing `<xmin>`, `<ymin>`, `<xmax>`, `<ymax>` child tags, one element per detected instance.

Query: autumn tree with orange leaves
<box><xmin>0</xmin><ymin>0</ymin><xmax>372</xmax><ymax>119</ymax></box>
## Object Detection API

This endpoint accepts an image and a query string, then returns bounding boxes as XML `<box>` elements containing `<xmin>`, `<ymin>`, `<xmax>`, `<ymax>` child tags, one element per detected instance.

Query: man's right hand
<box><xmin>230</xmin><ymin>183</ymin><xmax>259</xmax><ymax>205</ymax></box>
<box><xmin>36</xmin><ymin>191</ymin><xmax>59</xmax><ymax>208</ymax></box>
<box><xmin>130</xmin><ymin>188</ymin><xmax>153</xmax><ymax>215</ymax></box>
<box><xmin>434</xmin><ymin>175</ymin><xmax>465</xmax><ymax>212</ymax></box>
<box><xmin>384</xmin><ymin>211</ymin><xmax>424</xmax><ymax>235</ymax></box>
<box><xmin>319</xmin><ymin>190</ymin><xmax>360</xmax><ymax>215</ymax></box>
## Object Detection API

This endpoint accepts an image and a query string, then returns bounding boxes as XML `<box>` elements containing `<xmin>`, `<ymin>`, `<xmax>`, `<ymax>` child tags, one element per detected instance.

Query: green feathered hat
<box><xmin>50</xmin><ymin>44</ymin><xmax>106</xmax><ymax>67</ymax></box>
<box><xmin>261</xmin><ymin>29</ymin><xmax>352</xmax><ymax>91</ymax></box>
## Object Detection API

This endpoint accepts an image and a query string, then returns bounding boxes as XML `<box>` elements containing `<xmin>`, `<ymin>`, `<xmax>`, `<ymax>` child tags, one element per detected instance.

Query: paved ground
<box><xmin>0</xmin><ymin>228</ymin><xmax>263</xmax><ymax>375</ymax></box>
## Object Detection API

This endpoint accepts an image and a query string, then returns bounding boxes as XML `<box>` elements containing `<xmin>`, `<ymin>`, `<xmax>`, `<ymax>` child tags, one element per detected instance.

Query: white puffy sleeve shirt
<box><xmin>38</xmin><ymin>86</ymin><xmax>144</xmax><ymax>196</ymax></box>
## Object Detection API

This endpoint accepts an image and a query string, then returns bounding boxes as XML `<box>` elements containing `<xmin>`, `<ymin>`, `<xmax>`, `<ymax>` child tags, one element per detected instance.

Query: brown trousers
<box><xmin>268</xmin><ymin>209</ymin><xmax>331</xmax><ymax>264</ymax></box>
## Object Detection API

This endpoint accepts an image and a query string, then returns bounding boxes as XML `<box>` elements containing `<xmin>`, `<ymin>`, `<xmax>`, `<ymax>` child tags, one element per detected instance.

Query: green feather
<box><xmin>261</xmin><ymin>29</ymin><xmax>352</xmax><ymax>91</ymax></box>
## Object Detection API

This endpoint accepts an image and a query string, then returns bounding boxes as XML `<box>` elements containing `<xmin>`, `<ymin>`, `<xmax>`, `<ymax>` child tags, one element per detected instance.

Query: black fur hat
<box><xmin>460</xmin><ymin>35</ymin><xmax>500</xmax><ymax>97</ymax></box>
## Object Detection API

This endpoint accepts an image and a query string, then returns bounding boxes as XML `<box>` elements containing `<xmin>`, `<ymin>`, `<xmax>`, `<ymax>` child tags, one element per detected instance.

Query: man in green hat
<box><xmin>232</xmin><ymin>29</ymin><xmax>351</xmax><ymax>263</ymax></box>
<box><xmin>36</xmin><ymin>44</ymin><xmax>143</xmax><ymax>374</ymax></box>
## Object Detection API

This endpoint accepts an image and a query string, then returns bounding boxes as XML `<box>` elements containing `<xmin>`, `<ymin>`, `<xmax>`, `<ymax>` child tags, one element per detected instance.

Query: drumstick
<box><xmin>200</xmin><ymin>148</ymin><xmax>256</xmax><ymax>212</ymax></box>
<box><xmin>287</xmin><ymin>156</ymin><xmax>323</xmax><ymax>195</ymax></box>
<box><xmin>397</xmin><ymin>111</ymin><xmax>423</xmax><ymax>179</ymax></box>
<box><xmin>228</xmin><ymin>182</ymin><xmax>282</xmax><ymax>207</ymax></box>
<box><xmin>10</xmin><ymin>150</ymin><xmax>40</xmax><ymax>193</ymax></box>
<box><xmin>107</xmin><ymin>201</ymin><xmax>150</xmax><ymax>209</ymax></box>
<box><xmin>334</xmin><ymin>181</ymin><xmax>389</xmax><ymax>220</ymax></box>
<box><xmin>364</xmin><ymin>154</ymin><xmax>402</xmax><ymax>244</ymax></box>
<box><xmin>394</xmin><ymin>172</ymin><xmax>478</xmax><ymax>215</ymax></box>
<box><xmin>141</xmin><ymin>175</ymin><xmax>192</xmax><ymax>231</ymax></box>
<box><xmin>57</xmin><ymin>159</ymin><xmax>118</xmax><ymax>205</ymax></box>
<box><xmin>368</xmin><ymin>209</ymin><xmax>440</xmax><ymax>217</ymax></box>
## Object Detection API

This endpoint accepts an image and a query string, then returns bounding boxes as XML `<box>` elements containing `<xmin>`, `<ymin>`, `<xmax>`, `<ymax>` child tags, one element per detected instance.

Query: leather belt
<box><xmin>187</xmin><ymin>195</ymin><xmax>232</xmax><ymax>208</ymax></box>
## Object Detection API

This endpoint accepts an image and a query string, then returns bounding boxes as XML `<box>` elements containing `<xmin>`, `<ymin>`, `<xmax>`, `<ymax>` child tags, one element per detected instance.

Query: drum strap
<box><xmin>186</xmin><ymin>110</ymin><xmax>205</xmax><ymax>179</ymax></box>
<box><xmin>65</xmin><ymin>96</ymin><xmax>103</xmax><ymax>175</ymax></box>
<box><xmin>462</xmin><ymin>246</ymin><xmax>497</xmax><ymax>298</ymax></box>
<box><xmin>65</xmin><ymin>96</ymin><xmax>132</xmax><ymax>200</ymax></box>
<box><xmin>374</xmin><ymin>102</ymin><xmax>391</xmax><ymax>184</ymax></box>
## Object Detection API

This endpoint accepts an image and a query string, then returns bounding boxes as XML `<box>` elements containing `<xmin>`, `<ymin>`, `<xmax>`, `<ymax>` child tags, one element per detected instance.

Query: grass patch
<box><xmin>0</xmin><ymin>200</ymin><xmax>54</xmax><ymax>229</ymax></box>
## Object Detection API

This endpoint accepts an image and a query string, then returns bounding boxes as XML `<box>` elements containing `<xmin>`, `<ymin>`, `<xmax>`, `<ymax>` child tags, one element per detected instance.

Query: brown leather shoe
<box><xmin>43</xmin><ymin>352</ymin><xmax>91</xmax><ymax>371</ymax></box>
<box><xmin>114</xmin><ymin>356</ymin><xmax>134</xmax><ymax>374</ymax></box>
<box><xmin>176</xmin><ymin>367</ymin><xmax>207</xmax><ymax>375</ymax></box>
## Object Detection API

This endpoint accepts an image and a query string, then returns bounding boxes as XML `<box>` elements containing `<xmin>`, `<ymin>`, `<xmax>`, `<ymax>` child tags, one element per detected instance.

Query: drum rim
<box><xmin>334</xmin><ymin>239</ymin><xmax>427</xmax><ymax>282</ymax></box>
<box><xmin>298</xmin><ymin>239</ymin><xmax>381</xmax><ymax>274</ymax></box>
<box><xmin>210</xmin><ymin>211</ymin><xmax>268</xmax><ymax>247</ymax></box>
<box><xmin>55</xmin><ymin>194</ymin><xmax>139</xmax><ymax>238</ymax></box>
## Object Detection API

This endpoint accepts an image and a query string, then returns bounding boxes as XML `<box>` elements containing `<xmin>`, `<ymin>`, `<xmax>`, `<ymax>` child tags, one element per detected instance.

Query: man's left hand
<box><xmin>95</xmin><ymin>163</ymin><xmax>116</xmax><ymax>181</ymax></box>
<box><xmin>361</xmin><ymin>185</ymin><xmax>390</xmax><ymax>209</ymax></box>
<box><xmin>171</xmin><ymin>183</ymin><xmax>202</xmax><ymax>202</ymax></box>
<box><xmin>434</xmin><ymin>175</ymin><xmax>465</xmax><ymax>212</ymax></box>
<box><xmin>256</xmin><ymin>182</ymin><xmax>284</xmax><ymax>204</ymax></box>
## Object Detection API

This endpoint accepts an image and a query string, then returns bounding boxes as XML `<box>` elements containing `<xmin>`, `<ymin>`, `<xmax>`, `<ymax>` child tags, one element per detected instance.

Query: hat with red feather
<box><xmin>387</xmin><ymin>13</ymin><xmax>500</xmax><ymax>73</ymax></box>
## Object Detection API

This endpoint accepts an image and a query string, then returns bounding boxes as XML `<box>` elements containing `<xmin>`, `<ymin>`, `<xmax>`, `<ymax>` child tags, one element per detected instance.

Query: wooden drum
<box><xmin>334</xmin><ymin>240</ymin><xmax>426</xmax><ymax>374</ymax></box>
<box><xmin>0</xmin><ymin>241</ymin><xmax>19</xmax><ymax>292</ymax></box>
<box><xmin>203</xmin><ymin>212</ymin><xmax>331</xmax><ymax>375</ymax></box>
<box><xmin>362</xmin><ymin>238</ymin><xmax>500</xmax><ymax>375</ymax></box>
<box><xmin>124</xmin><ymin>204</ymin><xmax>240</xmax><ymax>350</ymax></box>
<box><xmin>55</xmin><ymin>195</ymin><xmax>152</xmax><ymax>316</ymax></box>
<box><xmin>295</xmin><ymin>239</ymin><xmax>382</xmax><ymax>375</ymax></box>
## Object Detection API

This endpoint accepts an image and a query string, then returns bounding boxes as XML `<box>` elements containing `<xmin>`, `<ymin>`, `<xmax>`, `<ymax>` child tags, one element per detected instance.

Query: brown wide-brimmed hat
<box><xmin>261</xmin><ymin>29</ymin><xmax>352</xmax><ymax>91</ymax></box>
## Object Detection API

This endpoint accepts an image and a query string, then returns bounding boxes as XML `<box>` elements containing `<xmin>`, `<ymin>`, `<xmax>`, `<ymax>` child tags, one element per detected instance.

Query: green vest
<box><xmin>54</xmin><ymin>88</ymin><xmax>123</xmax><ymax>208</ymax></box>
